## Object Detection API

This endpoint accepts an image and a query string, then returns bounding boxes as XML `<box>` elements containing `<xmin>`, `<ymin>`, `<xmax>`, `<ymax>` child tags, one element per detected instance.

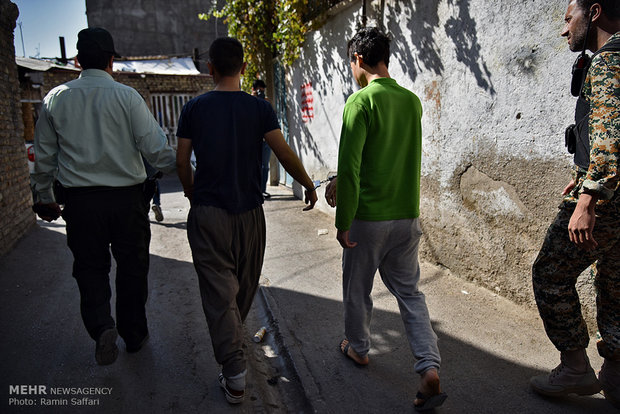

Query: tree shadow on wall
<box><xmin>444</xmin><ymin>0</ymin><xmax>496</xmax><ymax>95</ymax></box>
<box><xmin>385</xmin><ymin>0</ymin><xmax>495</xmax><ymax>95</ymax></box>
<box><xmin>385</xmin><ymin>0</ymin><xmax>444</xmax><ymax>83</ymax></box>
<box><xmin>288</xmin><ymin>18</ymin><xmax>357</xmax><ymax>164</ymax></box>
<box><xmin>287</xmin><ymin>0</ymin><xmax>497</xmax><ymax>164</ymax></box>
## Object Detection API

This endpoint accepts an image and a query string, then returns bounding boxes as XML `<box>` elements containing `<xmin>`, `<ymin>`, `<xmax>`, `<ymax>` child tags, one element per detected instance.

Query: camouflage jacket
<box><xmin>566</xmin><ymin>31</ymin><xmax>620</xmax><ymax>205</ymax></box>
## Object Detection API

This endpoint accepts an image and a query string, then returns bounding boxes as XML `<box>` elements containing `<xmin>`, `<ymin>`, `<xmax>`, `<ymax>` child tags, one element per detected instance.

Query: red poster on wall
<box><xmin>301</xmin><ymin>82</ymin><xmax>314</xmax><ymax>123</ymax></box>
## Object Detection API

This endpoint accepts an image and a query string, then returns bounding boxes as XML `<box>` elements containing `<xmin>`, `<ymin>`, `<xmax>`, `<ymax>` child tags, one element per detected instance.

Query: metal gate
<box><xmin>150</xmin><ymin>94</ymin><xmax>193</xmax><ymax>148</ymax></box>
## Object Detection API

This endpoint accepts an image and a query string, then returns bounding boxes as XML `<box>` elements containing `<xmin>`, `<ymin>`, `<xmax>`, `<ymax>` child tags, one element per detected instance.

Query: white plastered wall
<box><xmin>282</xmin><ymin>0</ymin><xmax>597</xmax><ymax>319</ymax></box>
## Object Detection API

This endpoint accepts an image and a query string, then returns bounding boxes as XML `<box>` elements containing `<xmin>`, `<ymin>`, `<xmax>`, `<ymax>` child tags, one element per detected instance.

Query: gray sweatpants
<box><xmin>342</xmin><ymin>218</ymin><xmax>441</xmax><ymax>374</ymax></box>
<box><xmin>187</xmin><ymin>204</ymin><xmax>266</xmax><ymax>378</ymax></box>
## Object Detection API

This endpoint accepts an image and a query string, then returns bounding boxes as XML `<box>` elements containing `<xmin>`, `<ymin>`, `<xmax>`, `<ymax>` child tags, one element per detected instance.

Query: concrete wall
<box><xmin>0</xmin><ymin>0</ymin><xmax>35</xmax><ymax>256</ymax></box>
<box><xmin>285</xmin><ymin>0</ymin><xmax>598</xmax><ymax>321</ymax></box>
<box><xmin>85</xmin><ymin>0</ymin><xmax>227</xmax><ymax>66</ymax></box>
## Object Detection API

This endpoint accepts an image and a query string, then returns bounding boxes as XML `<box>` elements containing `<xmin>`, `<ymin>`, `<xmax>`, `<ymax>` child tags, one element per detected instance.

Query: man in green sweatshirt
<box><xmin>328</xmin><ymin>27</ymin><xmax>446</xmax><ymax>412</ymax></box>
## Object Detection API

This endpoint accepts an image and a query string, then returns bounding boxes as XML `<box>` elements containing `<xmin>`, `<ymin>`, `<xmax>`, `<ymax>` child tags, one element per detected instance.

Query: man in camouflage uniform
<box><xmin>530</xmin><ymin>0</ymin><xmax>620</xmax><ymax>408</ymax></box>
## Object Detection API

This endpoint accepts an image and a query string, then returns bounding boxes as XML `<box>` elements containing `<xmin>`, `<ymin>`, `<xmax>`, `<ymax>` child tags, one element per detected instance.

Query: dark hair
<box><xmin>77</xmin><ymin>50</ymin><xmax>113</xmax><ymax>70</ymax></box>
<box><xmin>208</xmin><ymin>37</ymin><xmax>244</xmax><ymax>77</ymax></box>
<box><xmin>574</xmin><ymin>0</ymin><xmax>620</xmax><ymax>19</ymax></box>
<box><xmin>252</xmin><ymin>79</ymin><xmax>266</xmax><ymax>89</ymax></box>
<box><xmin>347</xmin><ymin>27</ymin><xmax>391</xmax><ymax>68</ymax></box>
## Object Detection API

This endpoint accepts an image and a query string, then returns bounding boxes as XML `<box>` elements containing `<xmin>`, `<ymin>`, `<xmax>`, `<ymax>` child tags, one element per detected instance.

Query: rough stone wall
<box><xmin>85</xmin><ymin>0</ymin><xmax>227</xmax><ymax>68</ymax></box>
<box><xmin>0</xmin><ymin>0</ymin><xmax>35</xmax><ymax>256</ymax></box>
<box><xmin>285</xmin><ymin>0</ymin><xmax>599</xmax><ymax>325</ymax></box>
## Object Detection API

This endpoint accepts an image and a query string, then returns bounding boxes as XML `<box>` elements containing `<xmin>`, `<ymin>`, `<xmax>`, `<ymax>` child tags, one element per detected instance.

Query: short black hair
<box><xmin>208</xmin><ymin>37</ymin><xmax>244</xmax><ymax>77</ymax></box>
<box><xmin>252</xmin><ymin>79</ymin><xmax>266</xmax><ymax>89</ymax></box>
<box><xmin>77</xmin><ymin>50</ymin><xmax>113</xmax><ymax>70</ymax></box>
<box><xmin>574</xmin><ymin>0</ymin><xmax>620</xmax><ymax>19</ymax></box>
<box><xmin>347</xmin><ymin>27</ymin><xmax>391</xmax><ymax>68</ymax></box>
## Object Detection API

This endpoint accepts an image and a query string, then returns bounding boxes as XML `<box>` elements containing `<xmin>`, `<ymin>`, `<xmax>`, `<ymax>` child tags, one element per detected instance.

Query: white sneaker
<box><xmin>218</xmin><ymin>373</ymin><xmax>244</xmax><ymax>404</ymax></box>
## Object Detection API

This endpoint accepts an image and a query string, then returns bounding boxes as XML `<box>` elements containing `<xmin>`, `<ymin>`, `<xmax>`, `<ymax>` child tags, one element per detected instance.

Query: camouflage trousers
<box><xmin>532</xmin><ymin>198</ymin><xmax>620</xmax><ymax>361</ymax></box>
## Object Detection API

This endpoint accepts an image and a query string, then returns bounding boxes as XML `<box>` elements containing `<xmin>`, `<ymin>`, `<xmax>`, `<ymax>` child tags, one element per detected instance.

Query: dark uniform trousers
<box><xmin>63</xmin><ymin>184</ymin><xmax>151</xmax><ymax>346</ymax></box>
<box><xmin>187</xmin><ymin>204</ymin><xmax>266</xmax><ymax>378</ymax></box>
<box><xmin>533</xmin><ymin>196</ymin><xmax>620</xmax><ymax>361</ymax></box>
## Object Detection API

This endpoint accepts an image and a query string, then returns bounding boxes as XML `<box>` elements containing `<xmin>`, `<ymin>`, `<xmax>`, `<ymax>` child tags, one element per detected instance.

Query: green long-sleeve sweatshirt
<box><xmin>335</xmin><ymin>77</ymin><xmax>423</xmax><ymax>230</ymax></box>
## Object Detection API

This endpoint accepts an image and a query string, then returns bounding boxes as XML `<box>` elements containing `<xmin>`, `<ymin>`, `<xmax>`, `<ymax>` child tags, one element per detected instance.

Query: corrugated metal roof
<box><xmin>113</xmin><ymin>57</ymin><xmax>200</xmax><ymax>75</ymax></box>
<box><xmin>15</xmin><ymin>57</ymin><xmax>80</xmax><ymax>72</ymax></box>
<box><xmin>15</xmin><ymin>56</ymin><xmax>200</xmax><ymax>76</ymax></box>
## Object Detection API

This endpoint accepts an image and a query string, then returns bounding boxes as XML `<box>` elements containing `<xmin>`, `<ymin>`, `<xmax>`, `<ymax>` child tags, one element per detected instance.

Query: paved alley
<box><xmin>0</xmin><ymin>175</ymin><xmax>614</xmax><ymax>413</ymax></box>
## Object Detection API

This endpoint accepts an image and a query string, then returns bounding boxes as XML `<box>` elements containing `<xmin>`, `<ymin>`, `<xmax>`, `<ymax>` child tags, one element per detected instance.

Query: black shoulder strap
<box><xmin>571</xmin><ymin>37</ymin><xmax>620</xmax><ymax>97</ymax></box>
<box><xmin>570</xmin><ymin>37</ymin><xmax>620</xmax><ymax>169</ymax></box>
<box><xmin>595</xmin><ymin>37</ymin><xmax>620</xmax><ymax>55</ymax></box>
<box><xmin>580</xmin><ymin>37</ymin><xmax>620</xmax><ymax>97</ymax></box>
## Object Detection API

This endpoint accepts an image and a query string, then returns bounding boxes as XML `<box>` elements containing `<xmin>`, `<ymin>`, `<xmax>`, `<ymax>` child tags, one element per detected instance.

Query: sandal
<box><xmin>414</xmin><ymin>391</ymin><xmax>447</xmax><ymax>412</ymax></box>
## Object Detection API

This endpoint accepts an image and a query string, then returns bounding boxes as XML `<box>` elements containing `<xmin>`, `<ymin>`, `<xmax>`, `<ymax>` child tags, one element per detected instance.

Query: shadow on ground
<box><xmin>260</xmin><ymin>285</ymin><xmax>613</xmax><ymax>414</ymax></box>
<box><xmin>0</xmin><ymin>224</ymin><xmax>273</xmax><ymax>413</ymax></box>
<box><xmin>0</xmin><ymin>222</ymin><xmax>613</xmax><ymax>413</ymax></box>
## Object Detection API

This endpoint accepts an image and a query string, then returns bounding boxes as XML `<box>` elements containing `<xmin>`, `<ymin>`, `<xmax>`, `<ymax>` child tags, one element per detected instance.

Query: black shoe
<box><xmin>152</xmin><ymin>205</ymin><xmax>164</xmax><ymax>222</ymax></box>
<box><xmin>262</xmin><ymin>192</ymin><xmax>271</xmax><ymax>199</ymax></box>
<box><xmin>95</xmin><ymin>328</ymin><xmax>118</xmax><ymax>365</ymax></box>
<box><xmin>126</xmin><ymin>333</ymin><xmax>150</xmax><ymax>353</ymax></box>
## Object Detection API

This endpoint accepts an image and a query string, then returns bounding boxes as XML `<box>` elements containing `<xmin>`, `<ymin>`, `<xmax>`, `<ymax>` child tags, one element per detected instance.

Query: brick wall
<box><xmin>19</xmin><ymin>69</ymin><xmax>213</xmax><ymax>145</ymax></box>
<box><xmin>37</xmin><ymin>70</ymin><xmax>213</xmax><ymax>110</ymax></box>
<box><xmin>114</xmin><ymin>72</ymin><xmax>214</xmax><ymax>97</ymax></box>
<box><xmin>0</xmin><ymin>0</ymin><xmax>35</xmax><ymax>256</ymax></box>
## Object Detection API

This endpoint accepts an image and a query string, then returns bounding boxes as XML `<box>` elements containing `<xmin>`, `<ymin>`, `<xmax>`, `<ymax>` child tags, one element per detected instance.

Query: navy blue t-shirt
<box><xmin>176</xmin><ymin>91</ymin><xmax>280</xmax><ymax>213</ymax></box>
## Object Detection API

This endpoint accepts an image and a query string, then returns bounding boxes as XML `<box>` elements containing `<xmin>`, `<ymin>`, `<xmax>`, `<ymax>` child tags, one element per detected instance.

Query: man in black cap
<box><xmin>31</xmin><ymin>27</ymin><xmax>177</xmax><ymax>365</ymax></box>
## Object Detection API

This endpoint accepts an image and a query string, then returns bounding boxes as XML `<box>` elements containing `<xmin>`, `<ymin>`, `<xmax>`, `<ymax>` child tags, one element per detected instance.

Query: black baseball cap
<box><xmin>76</xmin><ymin>27</ymin><xmax>120</xmax><ymax>57</ymax></box>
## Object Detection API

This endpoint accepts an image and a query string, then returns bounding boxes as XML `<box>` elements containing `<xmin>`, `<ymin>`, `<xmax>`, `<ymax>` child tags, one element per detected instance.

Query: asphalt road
<box><xmin>0</xmin><ymin>175</ymin><xmax>615</xmax><ymax>413</ymax></box>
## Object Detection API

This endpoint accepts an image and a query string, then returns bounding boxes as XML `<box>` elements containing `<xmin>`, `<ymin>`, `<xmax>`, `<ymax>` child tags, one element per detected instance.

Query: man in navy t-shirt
<box><xmin>175</xmin><ymin>37</ymin><xmax>317</xmax><ymax>405</ymax></box>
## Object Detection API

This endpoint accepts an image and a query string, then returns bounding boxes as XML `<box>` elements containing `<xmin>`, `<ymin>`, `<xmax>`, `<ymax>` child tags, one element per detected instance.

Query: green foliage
<box><xmin>199</xmin><ymin>0</ymin><xmax>308</xmax><ymax>90</ymax></box>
